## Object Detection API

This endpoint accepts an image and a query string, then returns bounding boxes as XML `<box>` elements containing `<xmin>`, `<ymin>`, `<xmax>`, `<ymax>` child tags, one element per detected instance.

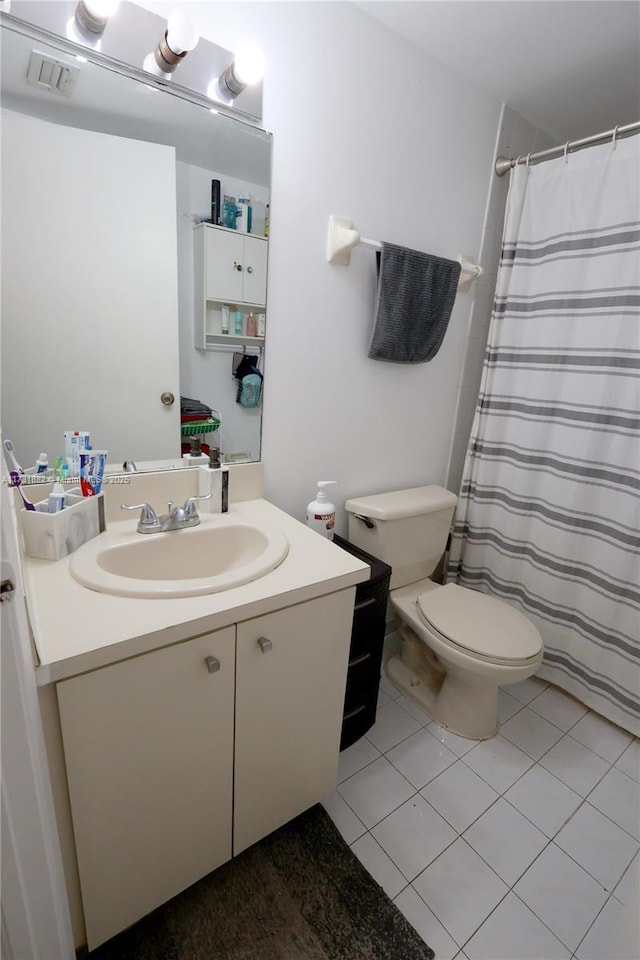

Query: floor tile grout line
<box><xmin>499</xmin><ymin>787</ymin><xmax>579</xmax><ymax>841</ymax></box>
<box><xmin>406</xmin><ymin>842</ymin><xmax>513</xmax><ymax>954</ymax></box>
<box><xmin>507</xmin><ymin>885</ymin><xmax>584</xmax><ymax>957</ymax></box>
<box><xmin>581</xmin><ymin>795</ymin><xmax>640</xmax><ymax>844</ymax></box>
<box><xmin>571</xmin><ymin>881</ymin><xmax>622</xmax><ymax>959</ymax></box>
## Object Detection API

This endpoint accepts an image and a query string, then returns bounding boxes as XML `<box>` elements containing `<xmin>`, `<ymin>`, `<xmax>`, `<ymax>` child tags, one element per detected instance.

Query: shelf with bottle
<box><xmin>200</xmin><ymin>303</ymin><xmax>265</xmax><ymax>350</ymax></box>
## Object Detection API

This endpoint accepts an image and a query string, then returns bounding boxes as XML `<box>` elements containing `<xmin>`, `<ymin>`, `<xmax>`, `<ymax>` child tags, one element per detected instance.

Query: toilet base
<box><xmin>385</xmin><ymin>653</ymin><xmax>499</xmax><ymax>740</ymax></box>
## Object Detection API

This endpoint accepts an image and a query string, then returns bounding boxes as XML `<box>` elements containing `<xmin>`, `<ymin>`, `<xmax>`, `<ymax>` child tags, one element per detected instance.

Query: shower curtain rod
<box><xmin>494</xmin><ymin>120</ymin><xmax>640</xmax><ymax>176</ymax></box>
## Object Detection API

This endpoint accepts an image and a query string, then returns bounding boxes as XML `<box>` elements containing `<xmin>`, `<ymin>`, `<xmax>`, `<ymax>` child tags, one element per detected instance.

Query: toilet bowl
<box><xmin>388</xmin><ymin>579</ymin><xmax>543</xmax><ymax>738</ymax></box>
<box><xmin>345</xmin><ymin>486</ymin><xmax>544</xmax><ymax>740</ymax></box>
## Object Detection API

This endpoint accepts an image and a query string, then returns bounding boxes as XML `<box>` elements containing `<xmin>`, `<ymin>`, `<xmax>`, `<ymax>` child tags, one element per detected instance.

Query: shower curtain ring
<box><xmin>563</xmin><ymin>141</ymin><xmax>570</xmax><ymax>164</ymax></box>
<box><xmin>612</xmin><ymin>125</ymin><xmax>620</xmax><ymax>149</ymax></box>
<box><xmin>525</xmin><ymin>152</ymin><xmax>532</xmax><ymax>168</ymax></box>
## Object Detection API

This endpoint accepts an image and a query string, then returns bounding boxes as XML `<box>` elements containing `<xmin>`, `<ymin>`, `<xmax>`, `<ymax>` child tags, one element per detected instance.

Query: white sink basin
<box><xmin>70</xmin><ymin>516</ymin><xmax>289</xmax><ymax>598</ymax></box>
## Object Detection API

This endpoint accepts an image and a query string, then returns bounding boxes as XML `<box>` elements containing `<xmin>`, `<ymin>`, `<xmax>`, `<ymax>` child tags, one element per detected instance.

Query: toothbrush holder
<box><xmin>20</xmin><ymin>493</ymin><xmax>105</xmax><ymax>561</ymax></box>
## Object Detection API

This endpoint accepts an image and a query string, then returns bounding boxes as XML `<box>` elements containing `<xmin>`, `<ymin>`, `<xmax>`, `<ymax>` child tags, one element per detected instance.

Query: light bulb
<box><xmin>73</xmin><ymin>0</ymin><xmax>119</xmax><ymax>37</ymax></box>
<box><xmin>83</xmin><ymin>0</ymin><xmax>119</xmax><ymax>16</ymax></box>
<box><xmin>233</xmin><ymin>43</ymin><xmax>265</xmax><ymax>86</ymax></box>
<box><xmin>166</xmin><ymin>9</ymin><xmax>199</xmax><ymax>55</ymax></box>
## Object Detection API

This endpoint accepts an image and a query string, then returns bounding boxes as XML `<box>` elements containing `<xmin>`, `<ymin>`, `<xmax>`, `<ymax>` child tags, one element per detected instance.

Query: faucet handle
<box><xmin>183</xmin><ymin>493</ymin><xmax>211</xmax><ymax>519</ymax></box>
<box><xmin>121</xmin><ymin>502</ymin><xmax>159</xmax><ymax>531</ymax></box>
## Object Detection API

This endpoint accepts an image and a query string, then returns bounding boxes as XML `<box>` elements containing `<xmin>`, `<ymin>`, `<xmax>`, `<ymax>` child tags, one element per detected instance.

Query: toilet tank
<box><xmin>345</xmin><ymin>486</ymin><xmax>458</xmax><ymax>589</ymax></box>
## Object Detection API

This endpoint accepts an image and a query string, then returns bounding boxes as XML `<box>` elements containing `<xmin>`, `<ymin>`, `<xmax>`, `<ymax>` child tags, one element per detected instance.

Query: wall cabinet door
<box><xmin>233</xmin><ymin>589</ymin><xmax>356</xmax><ymax>855</ymax></box>
<box><xmin>204</xmin><ymin>226</ymin><xmax>267</xmax><ymax>306</ymax></box>
<box><xmin>57</xmin><ymin>627</ymin><xmax>235</xmax><ymax>951</ymax></box>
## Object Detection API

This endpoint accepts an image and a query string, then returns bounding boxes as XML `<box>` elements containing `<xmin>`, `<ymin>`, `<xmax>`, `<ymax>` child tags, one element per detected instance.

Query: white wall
<box><xmin>139</xmin><ymin>1</ymin><xmax>503</xmax><ymax>532</ymax></box>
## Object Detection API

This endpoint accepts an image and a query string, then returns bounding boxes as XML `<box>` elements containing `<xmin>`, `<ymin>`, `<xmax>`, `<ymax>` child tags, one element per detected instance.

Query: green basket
<box><xmin>180</xmin><ymin>417</ymin><xmax>221</xmax><ymax>437</ymax></box>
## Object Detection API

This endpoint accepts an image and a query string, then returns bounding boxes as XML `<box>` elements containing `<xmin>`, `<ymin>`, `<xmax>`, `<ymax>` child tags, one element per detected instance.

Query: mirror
<box><xmin>1</xmin><ymin>15</ymin><xmax>272</xmax><ymax>476</ymax></box>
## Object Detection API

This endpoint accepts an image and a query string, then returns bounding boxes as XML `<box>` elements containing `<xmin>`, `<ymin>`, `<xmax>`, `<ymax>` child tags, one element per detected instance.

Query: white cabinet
<box><xmin>194</xmin><ymin>223</ymin><xmax>268</xmax><ymax>349</ymax></box>
<box><xmin>234</xmin><ymin>590</ymin><xmax>355</xmax><ymax>854</ymax></box>
<box><xmin>56</xmin><ymin>590</ymin><xmax>355</xmax><ymax>950</ymax></box>
<box><xmin>57</xmin><ymin>627</ymin><xmax>235</xmax><ymax>951</ymax></box>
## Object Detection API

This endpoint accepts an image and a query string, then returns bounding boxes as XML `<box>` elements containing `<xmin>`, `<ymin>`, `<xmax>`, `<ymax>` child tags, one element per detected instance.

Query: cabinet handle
<box><xmin>233</xmin><ymin>261</ymin><xmax>243</xmax><ymax>272</ymax></box>
<box><xmin>205</xmin><ymin>656</ymin><xmax>221</xmax><ymax>674</ymax></box>
<box><xmin>354</xmin><ymin>597</ymin><xmax>376</xmax><ymax>611</ymax></box>
<box><xmin>246</xmin><ymin>266</ymin><xmax>253</xmax><ymax>274</ymax></box>
<box><xmin>258</xmin><ymin>636</ymin><xmax>273</xmax><ymax>654</ymax></box>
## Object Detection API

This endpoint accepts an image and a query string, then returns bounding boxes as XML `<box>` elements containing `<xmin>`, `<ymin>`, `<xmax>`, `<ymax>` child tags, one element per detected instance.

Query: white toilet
<box><xmin>345</xmin><ymin>485</ymin><xmax>544</xmax><ymax>739</ymax></box>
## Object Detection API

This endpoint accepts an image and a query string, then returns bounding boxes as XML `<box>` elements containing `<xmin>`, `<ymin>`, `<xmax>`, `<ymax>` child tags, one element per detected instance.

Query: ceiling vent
<box><xmin>26</xmin><ymin>51</ymin><xmax>81</xmax><ymax>97</ymax></box>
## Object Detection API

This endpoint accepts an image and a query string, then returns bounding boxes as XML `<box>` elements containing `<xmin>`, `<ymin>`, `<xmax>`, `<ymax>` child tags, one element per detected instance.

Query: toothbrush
<box><xmin>3</xmin><ymin>438</ymin><xmax>23</xmax><ymax>475</ymax></box>
<box><xmin>9</xmin><ymin>470</ymin><xmax>36</xmax><ymax>511</ymax></box>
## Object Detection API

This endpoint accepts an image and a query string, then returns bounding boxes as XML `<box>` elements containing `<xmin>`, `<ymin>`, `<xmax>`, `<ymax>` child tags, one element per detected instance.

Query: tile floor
<box><xmin>323</xmin><ymin>648</ymin><xmax>640</xmax><ymax>960</ymax></box>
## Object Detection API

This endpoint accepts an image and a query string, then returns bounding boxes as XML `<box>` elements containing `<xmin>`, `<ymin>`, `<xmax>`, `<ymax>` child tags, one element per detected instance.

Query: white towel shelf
<box><xmin>326</xmin><ymin>215</ymin><xmax>483</xmax><ymax>292</ymax></box>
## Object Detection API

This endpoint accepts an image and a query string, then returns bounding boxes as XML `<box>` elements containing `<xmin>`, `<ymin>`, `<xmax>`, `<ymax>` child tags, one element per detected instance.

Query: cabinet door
<box><xmin>234</xmin><ymin>589</ymin><xmax>355</xmax><ymax>854</ymax></box>
<box><xmin>204</xmin><ymin>227</ymin><xmax>244</xmax><ymax>302</ymax></box>
<box><xmin>241</xmin><ymin>235</ymin><xmax>268</xmax><ymax>306</ymax></box>
<box><xmin>57</xmin><ymin>628</ymin><xmax>235</xmax><ymax>950</ymax></box>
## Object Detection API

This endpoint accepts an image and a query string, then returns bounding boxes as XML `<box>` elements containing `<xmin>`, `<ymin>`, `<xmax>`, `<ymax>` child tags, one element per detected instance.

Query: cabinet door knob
<box><xmin>246</xmin><ymin>266</ymin><xmax>253</xmax><ymax>274</ymax></box>
<box><xmin>258</xmin><ymin>636</ymin><xmax>273</xmax><ymax>654</ymax></box>
<box><xmin>233</xmin><ymin>261</ymin><xmax>243</xmax><ymax>272</ymax></box>
<box><xmin>205</xmin><ymin>656</ymin><xmax>221</xmax><ymax>674</ymax></box>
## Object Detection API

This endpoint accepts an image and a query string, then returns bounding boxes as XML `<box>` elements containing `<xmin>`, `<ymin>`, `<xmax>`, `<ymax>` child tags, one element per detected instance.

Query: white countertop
<box><xmin>25</xmin><ymin>499</ymin><xmax>370</xmax><ymax>685</ymax></box>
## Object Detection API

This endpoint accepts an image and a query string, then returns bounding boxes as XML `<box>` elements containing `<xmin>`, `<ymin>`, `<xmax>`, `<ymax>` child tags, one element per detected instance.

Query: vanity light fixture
<box><xmin>209</xmin><ymin>42</ymin><xmax>265</xmax><ymax>102</ymax></box>
<box><xmin>71</xmin><ymin>0</ymin><xmax>120</xmax><ymax>39</ymax></box>
<box><xmin>143</xmin><ymin>9</ymin><xmax>199</xmax><ymax>78</ymax></box>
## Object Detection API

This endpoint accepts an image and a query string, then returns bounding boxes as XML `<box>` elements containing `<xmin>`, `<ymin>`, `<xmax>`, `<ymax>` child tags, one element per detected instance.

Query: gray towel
<box><xmin>368</xmin><ymin>243</ymin><xmax>461</xmax><ymax>363</ymax></box>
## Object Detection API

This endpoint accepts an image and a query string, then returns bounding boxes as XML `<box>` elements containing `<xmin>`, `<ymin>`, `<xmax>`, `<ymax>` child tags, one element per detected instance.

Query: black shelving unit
<box><xmin>334</xmin><ymin>535</ymin><xmax>392</xmax><ymax>751</ymax></box>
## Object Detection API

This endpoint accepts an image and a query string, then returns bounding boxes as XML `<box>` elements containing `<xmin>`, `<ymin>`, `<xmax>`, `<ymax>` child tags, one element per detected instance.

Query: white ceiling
<box><xmin>355</xmin><ymin>1</ymin><xmax>640</xmax><ymax>141</ymax></box>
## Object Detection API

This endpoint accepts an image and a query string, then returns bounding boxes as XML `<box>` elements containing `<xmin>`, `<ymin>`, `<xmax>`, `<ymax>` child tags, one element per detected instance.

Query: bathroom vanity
<box><xmin>21</xmin><ymin>469</ymin><xmax>369</xmax><ymax>950</ymax></box>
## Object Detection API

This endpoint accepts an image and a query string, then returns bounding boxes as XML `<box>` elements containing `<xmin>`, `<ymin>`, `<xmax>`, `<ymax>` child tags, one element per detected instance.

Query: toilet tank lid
<box><xmin>345</xmin><ymin>486</ymin><xmax>458</xmax><ymax>521</ymax></box>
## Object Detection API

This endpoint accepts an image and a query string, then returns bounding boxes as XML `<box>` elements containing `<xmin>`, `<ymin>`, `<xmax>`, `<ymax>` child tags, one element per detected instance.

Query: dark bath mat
<box><xmin>87</xmin><ymin>803</ymin><xmax>435</xmax><ymax>960</ymax></box>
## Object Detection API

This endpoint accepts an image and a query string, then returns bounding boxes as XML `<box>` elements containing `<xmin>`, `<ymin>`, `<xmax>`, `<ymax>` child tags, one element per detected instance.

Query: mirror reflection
<box><xmin>1</xmin><ymin>21</ymin><xmax>272</xmax><ymax>476</ymax></box>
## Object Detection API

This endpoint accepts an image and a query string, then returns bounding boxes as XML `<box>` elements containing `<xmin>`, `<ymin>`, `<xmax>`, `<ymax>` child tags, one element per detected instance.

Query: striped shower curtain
<box><xmin>448</xmin><ymin>134</ymin><xmax>640</xmax><ymax>736</ymax></box>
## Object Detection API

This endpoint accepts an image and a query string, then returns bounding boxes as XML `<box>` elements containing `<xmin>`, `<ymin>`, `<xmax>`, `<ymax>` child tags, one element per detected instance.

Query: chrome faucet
<box><xmin>121</xmin><ymin>494</ymin><xmax>211</xmax><ymax>534</ymax></box>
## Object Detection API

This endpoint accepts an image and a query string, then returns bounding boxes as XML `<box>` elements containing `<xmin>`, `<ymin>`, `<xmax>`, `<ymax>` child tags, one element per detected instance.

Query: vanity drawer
<box><xmin>333</xmin><ymin>536</ymin><xmax>391</xmax><ymax>751</ymax></box>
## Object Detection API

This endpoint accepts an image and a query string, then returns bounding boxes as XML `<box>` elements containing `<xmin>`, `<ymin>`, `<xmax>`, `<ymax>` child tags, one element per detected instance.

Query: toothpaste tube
<box><xmin>79</xmin><ymin>449</ymin><xmax>107</xmax><ymax>497</ymax></box>
<box><xmin>64</xmin><ymin>430</ymin><xmax>90</xmax><ymax>476</ymax></box>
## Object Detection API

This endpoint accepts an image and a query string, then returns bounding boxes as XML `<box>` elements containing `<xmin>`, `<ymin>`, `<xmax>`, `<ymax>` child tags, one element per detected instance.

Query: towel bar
<box><xmin>326</xmin><ymin>215</ymin><xmax>483</xmax><ymax>292</ymax></box>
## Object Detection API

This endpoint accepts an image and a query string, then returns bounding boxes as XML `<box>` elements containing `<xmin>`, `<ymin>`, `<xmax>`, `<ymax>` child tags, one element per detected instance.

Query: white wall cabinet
<box><xmin>56</xmin><ymin>589</ymin><xmax>354</xmax><ymax>950</ymax></box>
<box><xmin>194</xmin><ymin>223</ymin><xmax>268</xmax><ymax>349</ymax></box>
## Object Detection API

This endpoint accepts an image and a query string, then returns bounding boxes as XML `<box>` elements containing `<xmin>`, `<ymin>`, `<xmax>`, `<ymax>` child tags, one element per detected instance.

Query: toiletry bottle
<box><xmin>234</xmin><ymin>311</ymin><xmax>244</xmax><ymax>336</ymax></box>
<box><xmin>221</xmin><ymin>304</ymin><xmax>230</xmax><ymax>335</ymax></box>
<box><xmin>223</xmin><ymin>196</ymin><xmax>237</xmax><ymax>230</ymax></box>
<box><xmin>306</xmin><ymin>481</ymin><xmax>337</xmax><ymax>540</ymax></box>
<box><xmin>198</xmin><ymin>447</ymin><xmax>228</xmax><ymax>513</ymax></box>
<box><xmin>246</xmin><ymin>312</ymin><xmax>257</xmax><ymax>337</ymax></box>
<box><xmin>237</xmin><ymin>195</ymin><xmax>252</xmax><ymax>233</ymax></box>
<box><xmin>257</xmin><ymin>313</ymin><xmax>266</xmax><ymax>337</ymax></box>
<box><xmin>48</xmin><ymin>481</ymin><xmax>65</xmax><ymax>513</ymax></box>
<box><xmin>183</xmin><ymin>437</ymin><xmax>206</xmax><ymax>465</ymax></box>
<box><xmin>221</xmin><ymin>462</ymin><xmax>229</xmax><ymax>513</ymax></box>
<box><xmin>35</xmin><ymin>452</ymin><xmax>49</xmax><ymax>474</ymax></box>
<box><xmin>211</xmin><ymin>179</ymin><xmax>221</xmax><ymax>225</ymax></box>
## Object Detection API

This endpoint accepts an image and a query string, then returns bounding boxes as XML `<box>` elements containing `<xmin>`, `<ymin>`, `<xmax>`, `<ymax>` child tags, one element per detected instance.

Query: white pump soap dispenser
<box><xmin>306</xmin><ymin>481</ymin><xmax>337</xmax><ymax>540</ymax></box>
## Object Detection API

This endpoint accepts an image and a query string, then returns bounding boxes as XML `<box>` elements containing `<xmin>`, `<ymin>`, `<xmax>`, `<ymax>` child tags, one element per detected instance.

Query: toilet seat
<box><xmin>417</xmin><ymin>583</ymin><xmax>542</xmax><ymax>665</ymax></box>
